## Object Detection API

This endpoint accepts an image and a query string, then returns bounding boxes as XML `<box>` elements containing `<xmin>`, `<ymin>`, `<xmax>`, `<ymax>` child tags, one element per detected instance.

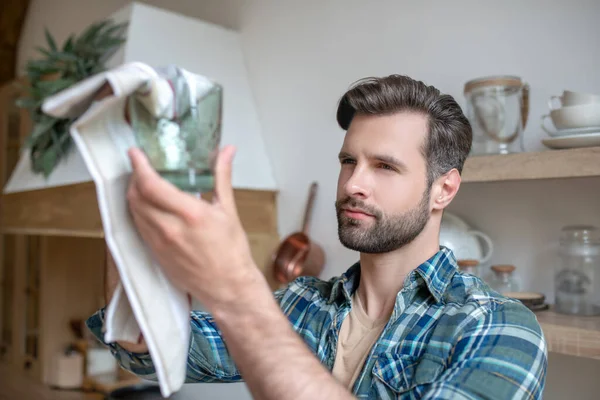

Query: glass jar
<box><xmin>489</xmin><ymin>264</ymin><xmax>521</xmax><ymax>295</ymax></box>
<box><xmin>555</xmin><ymin>225</ymin><xmax>600</xmax><ymax>316</ymax></box>
<box><xmin>457</xmin><ymin>259</ymin><xmax>481</xmax><ymax>278</ymax></box>
<box><xmin>463</xmin><ymin>76</ymin><xmax>529</xmax><ymax>155</ymax></box>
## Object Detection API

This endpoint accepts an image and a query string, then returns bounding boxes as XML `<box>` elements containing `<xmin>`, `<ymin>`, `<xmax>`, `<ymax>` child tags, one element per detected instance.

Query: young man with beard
<box><xmin>87</xmin><ymin>75</ymin><xmax>547</xmax><ymax>399</ymax></box>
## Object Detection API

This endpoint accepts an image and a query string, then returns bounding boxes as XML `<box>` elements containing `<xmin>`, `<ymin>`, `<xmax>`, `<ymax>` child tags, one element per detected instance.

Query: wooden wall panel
<box><xmin>248</xmin><ymin>232</ymin><xmax>282</xmax><ymax>290</ymax></box>
<box><xmin>1</xmin><ymin>79</ymin><xmax>36</xmax><ymax>376</ymax></box>
<box><xmin>10</xmin><ymin>235</ymin><xmax>27</xmax><ymax>373</ymax></box>
<box><xmin>0</xmin><ymin>0</ymin><xmax>30</xmax><ymax>84</ymax></box>
<box><xmin>38</xmin><ymin>236</ymin><xmax>105</xmax><ymax>385</ymax></box>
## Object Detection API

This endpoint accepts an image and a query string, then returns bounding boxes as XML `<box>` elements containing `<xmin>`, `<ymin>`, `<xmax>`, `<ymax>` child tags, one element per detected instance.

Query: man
<box><xmin>86</xmin><ymin>75</ymin><xmax>547</xmax><ymax>399</ymax></box>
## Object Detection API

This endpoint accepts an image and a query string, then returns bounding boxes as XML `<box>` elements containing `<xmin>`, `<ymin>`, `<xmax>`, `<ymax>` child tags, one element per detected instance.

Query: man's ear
<box><xmin>431</xmin><ymin>169</ymin><xmax>461</xmax><ymax>211</ymax></box>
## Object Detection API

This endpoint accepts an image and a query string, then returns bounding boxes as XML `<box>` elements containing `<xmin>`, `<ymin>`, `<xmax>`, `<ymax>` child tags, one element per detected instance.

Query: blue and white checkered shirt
<box><xmin>86</xmin><ymin>246</ymin><xmax>547</xmax><ymax>399</ymax></box>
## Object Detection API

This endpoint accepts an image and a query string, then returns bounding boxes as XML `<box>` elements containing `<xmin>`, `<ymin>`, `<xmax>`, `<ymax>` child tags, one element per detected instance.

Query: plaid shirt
<box><xmin>86</xmin><ymin>246</ymin><xmax>547</xmax><ymax>399</ymax></box>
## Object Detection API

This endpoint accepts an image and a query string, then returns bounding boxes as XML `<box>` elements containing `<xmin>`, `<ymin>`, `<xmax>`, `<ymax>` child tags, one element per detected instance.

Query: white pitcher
<box><xmin>439</xmin><ymin>212</ymin><xmax>494</xmax><ymax>264</ymax></box>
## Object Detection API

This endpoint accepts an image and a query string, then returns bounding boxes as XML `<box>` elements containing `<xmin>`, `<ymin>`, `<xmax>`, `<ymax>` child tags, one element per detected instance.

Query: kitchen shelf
<box><xmin>461</xmin><ymin>146</ymin><xmax>600</xmax><ymax>183</ymax></box>
<box><xmin>535</xmin><ymin>307</ymin><xmax>600</xmax><ymax>360</ymax></box>
<box><xmin>0</xmin><ymin>181</ymin><xmax>279</xmax><ymax>238</ymax></box>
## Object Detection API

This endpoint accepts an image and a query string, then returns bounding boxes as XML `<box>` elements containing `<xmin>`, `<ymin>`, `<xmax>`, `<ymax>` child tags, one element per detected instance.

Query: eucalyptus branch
<box><xmin>16</xmin><ymin>19</ymin><xmax>128</xmax><ymax>177</ymax></box>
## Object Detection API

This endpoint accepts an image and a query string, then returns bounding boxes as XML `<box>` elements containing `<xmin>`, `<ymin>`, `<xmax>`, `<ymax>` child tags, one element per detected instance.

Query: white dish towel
<box><xmin>42</xmin><ymin>62</ymin><xmax>214</xmax><ymax>397</ymax></box>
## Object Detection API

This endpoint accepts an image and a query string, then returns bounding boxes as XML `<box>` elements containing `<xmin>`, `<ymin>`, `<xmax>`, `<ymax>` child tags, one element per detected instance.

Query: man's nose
<box><xmin>343</xmin><ymin>166</ymin><xmax>372</xmax><ymax>199</ymax></box>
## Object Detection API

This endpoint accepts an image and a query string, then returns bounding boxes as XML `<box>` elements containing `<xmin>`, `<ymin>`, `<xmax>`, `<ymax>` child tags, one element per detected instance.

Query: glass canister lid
<box><xmin>560</xmin><ymin>225</ymin><xmax>600</xmax><ymax>245</ymax></box>
<box><xmin>457</xmin><ymin>259</ymin><xmax>479</xmax><ymax>268</ymax></box>
<box><xmin>490</xmin><ymin>264</ymin><xmax>516</xmax><ymax>274</ymax></box>
<box><xmin>457</xmin><ymin>259</ymin><xmax>480</xmax><ymax>276</ymax></box>
<box><xmin>464</xmin><ymin>75</ymin><xmax>524</xmax><ymax>95</ymax></box>
<box><xmin>559</xmin><ymin>225</ymin><xmax>600</xmax><ymax>256</ymax></box>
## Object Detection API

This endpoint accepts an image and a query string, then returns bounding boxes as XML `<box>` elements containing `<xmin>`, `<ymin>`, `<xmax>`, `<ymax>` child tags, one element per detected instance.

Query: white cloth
<box><xmin>42</xmin><ymin>62</ymin><xmax>213</xmax><ymax>398</ymax></box>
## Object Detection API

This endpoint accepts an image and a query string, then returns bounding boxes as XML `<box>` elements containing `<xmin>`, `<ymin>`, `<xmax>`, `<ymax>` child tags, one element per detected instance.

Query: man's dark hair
<box><xmin>336</xmin><ymin>75</ymin><xmax>472</xmax><ymax>186</ymax></box>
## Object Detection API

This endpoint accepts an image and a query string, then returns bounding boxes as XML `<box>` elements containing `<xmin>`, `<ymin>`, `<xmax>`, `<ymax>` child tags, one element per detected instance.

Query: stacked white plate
<box><xmin>541</xmin><ymin>90</ymin><xmax>600</xmax><ymax>149</ymax></box>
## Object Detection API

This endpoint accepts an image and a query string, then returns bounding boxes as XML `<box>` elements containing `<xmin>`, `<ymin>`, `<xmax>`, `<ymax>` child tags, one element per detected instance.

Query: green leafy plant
<box><xmin>16</xmin><ymin>19</ymin><xmax>128</xmax><ymax>177</ymax></box>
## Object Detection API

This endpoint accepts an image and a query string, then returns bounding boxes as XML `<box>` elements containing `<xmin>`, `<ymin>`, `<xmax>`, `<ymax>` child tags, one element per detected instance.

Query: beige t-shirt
<box><xmin>332</xmin><ymin>293</ymin><xmax>390</xmax><ymax>389</ymax></box>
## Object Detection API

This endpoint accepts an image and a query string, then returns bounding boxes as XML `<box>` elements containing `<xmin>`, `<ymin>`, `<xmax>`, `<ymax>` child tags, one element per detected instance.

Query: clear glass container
<box><xmin>555</xmin><ymin>225</ymin><xmax>600</xmax><ymax>316</ymax></box>
<box><xmin>127</xmin><ymin>65</ymin><xmax>223</xmax><ymax>193</ymax></box>
<box><xmin>464</xmin><ymin>76</ymin><xmax>529</xmax><ymax>155</ymax></box>
<box><xmin>489</xmin><ymin>264</ymin><xmax>521</xmax><ymax>295</ymax></box>
<box><xmin>457</xmin><ymin>259</ymin><xmax>481</xmax><ymax>278</ymax></box>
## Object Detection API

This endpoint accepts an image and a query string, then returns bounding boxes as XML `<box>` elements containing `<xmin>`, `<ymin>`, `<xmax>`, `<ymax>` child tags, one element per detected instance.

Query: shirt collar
<box><xmin>328</xmin><ymin>262</ymin><xmax>360</xmax><ymax>305</ymax></box>
<box><xmin>410</xmin><ymin>246</ymin><xmax>458</xmax><ymax>303</ymax></box>
<box><xmin>328</xmin><ymin>246</ymin><xmax>458</xmax><ymax>305</ymax></box>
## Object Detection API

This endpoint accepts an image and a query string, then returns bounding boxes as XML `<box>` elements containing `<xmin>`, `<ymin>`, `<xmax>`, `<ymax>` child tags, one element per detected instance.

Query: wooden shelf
<box><xmin>461</xmin><ymin>146</ymin><xmax>600</xmax><ymax>183</ymax></box>
<box><xmin>0</xmin><ymin>182</ymin><xmax>279</xmax><ymax>238</ymax></box>
<box><xmin>535</xmin><ymin>307</ymin><xmax>600</xmax><ymax>360</ymax></box>
<box><xmin>0</xmin><ymin>182</ymin><xmax>105</xmax><ymax>238</ymax></box>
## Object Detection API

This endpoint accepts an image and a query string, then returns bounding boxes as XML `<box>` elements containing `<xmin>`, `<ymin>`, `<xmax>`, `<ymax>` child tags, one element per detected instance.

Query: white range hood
<box><xmin>4</xmin><ymin>2</ymin><xmax>277</xmax><ymax>194</ymax></box>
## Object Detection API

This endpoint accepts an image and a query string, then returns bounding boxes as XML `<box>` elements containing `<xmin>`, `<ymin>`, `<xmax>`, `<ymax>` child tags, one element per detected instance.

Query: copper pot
<box><xmin>272</xmin><ymin>182</ymin><xmax>325</xmax><ymax>284</ymax></box>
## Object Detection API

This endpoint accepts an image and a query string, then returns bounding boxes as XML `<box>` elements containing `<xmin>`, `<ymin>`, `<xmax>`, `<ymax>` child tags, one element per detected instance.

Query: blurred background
<box><xmin>2</xmin><ymin>0</ymin><xmax>600</xmax><ymax>398</ymax></box>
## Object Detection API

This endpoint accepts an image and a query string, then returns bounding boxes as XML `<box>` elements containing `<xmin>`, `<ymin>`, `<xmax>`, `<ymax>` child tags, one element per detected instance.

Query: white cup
<box><xmin>548</xmin><ymin>90</ymin><xmax>600</xmax><ymax>110</ymax></box>
<box><xmin>541</xmin><ymin>103</ymin><xmax>600</xmax><ymax>131</ymax></box>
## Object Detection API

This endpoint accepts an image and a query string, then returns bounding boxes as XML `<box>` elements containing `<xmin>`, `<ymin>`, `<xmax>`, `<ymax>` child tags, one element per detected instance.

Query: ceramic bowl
<box><xmin>544</xmin><ymin>103</ymin><xmax>600</xmax><ymax>130</ymax></box>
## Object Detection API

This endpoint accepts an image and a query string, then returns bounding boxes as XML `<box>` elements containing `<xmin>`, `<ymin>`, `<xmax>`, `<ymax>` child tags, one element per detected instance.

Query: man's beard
<box><xmin>335</xmin><ymin>189</ymin><xmax>431</xmax><ymax>254</ymax></box>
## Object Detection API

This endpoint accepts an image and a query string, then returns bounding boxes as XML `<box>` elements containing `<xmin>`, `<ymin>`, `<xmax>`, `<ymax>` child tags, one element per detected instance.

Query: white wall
<box><xmin>239</xmin><ymin>0</ymin><xmax>600</xmax><ymax>282</ymax></box>
<box><xmin>16</xmin><ymin>0</ymin><xmax>600</xmax><ymax>398</ymax></box>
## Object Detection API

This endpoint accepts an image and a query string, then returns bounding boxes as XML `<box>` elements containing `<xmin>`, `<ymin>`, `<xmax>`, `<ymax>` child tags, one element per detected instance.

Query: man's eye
<box><xmin>378</xmin><ymin>163</ymin><xmax>395</xmax><ymax>171</ymax></box>
<box><xmin>340</xmin><ymin>158</ymin><xmax>355</xmax><ymax>164</ymax></box>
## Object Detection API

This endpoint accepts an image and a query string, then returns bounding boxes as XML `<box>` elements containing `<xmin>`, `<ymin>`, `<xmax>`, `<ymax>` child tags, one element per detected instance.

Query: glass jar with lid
<box><xmin>463</xmin><ymin>76</ymin><xmax>529</xmax><ymax>155</ymax></box>
<box><xmin>555</xmin><ymin>225</ymin><xmax>600</xmax><ymax>316</ymax></box>
<box><xmin>489</xmin><ymin>264</ymin><xmax>521</xmax><ymax>295</ymax></box>
<box><xmin>457</xmin><ymin>259</ymin><xmax>481</xmax><ymax>278</ymax></box>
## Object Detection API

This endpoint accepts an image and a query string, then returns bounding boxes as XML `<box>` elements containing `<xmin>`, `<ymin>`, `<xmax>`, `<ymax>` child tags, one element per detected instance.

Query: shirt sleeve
<box><xmin>420</xmin><ymin>300</ymin><xmax>548</xmax><ymax>400</ymax></box>
<box><xmin>85</xmin><ymin>306</ymin><xmax>245</xmax><ymax>383</ymax></box>
<box><xmin>84</xmin><ymin>280</ymin><xmax>311</xmax><ymax>383</ymax></box>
